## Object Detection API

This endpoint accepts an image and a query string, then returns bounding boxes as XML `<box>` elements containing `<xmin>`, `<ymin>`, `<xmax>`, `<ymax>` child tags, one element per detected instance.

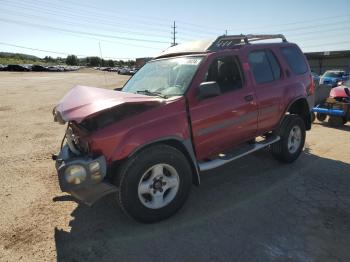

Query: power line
<box><xmin>1</xmin><ymin>0</ymin><xmax>222</xmax><ymax>39</ymax></box>
<box><xmin>0</xmin><ymin>10</ymin><xmax>170</xmax><ymax>51</ymax></box>
<box><xmin>0</xmin><ymin>17</ymin><xmax>170</xmax><ymax>44</ymax></box>
<box><xmin>0</xmin><ymin>42</ymin><xmax>84</xmax><ymax>56</ymax></box>
<box><xmin>227</xmin><ymin>14</ymin><xmax>350</xmax><ymax>31</ymax></box>
<box><xmin>35</xmin><ymin>0</ymin><xmax>173</xmax><ymax>28</ymax></box>
<box><xmin>1</xmin><ymin>0</ymin><xmax>174</xmax><ymax>34</ymax></box>
<box><xmin>0</xmin><ymin>8</ymin><xmax>171</xmax><ymax>41</ymax></box>
<box><xmin>0</xmin><ymin>41</ymin><xmax>134</xmax><ymax>59</ymax></box>
<box><xmin>4</xmin><ymin>0</ymin><xmax>350</xmax><ymax>42</ymax></box>
<box><xmin>1</xmin><ymin>0</ymin><xmax>222</xmax><ymax>42</ymax></box>
<box><xmin>287</xmin><ymin>27</ymin><xmax>348</xmax><ymax>39</ymax></box>
<box><xmin>302</xmin><ymin>40</ymin><xmax>350</xmax><ymax>49</ymax></box>
<box><xmin>272</xmin><ymin>19</ymin><xmax>350</xmax><ymax>34</ymax></box>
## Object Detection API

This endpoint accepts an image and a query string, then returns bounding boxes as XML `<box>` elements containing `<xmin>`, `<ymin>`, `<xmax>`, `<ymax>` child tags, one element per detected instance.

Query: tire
<box><xmin>328</xmin><ymin>116</ymin><xmax>346</xmax><ymax>127</ymax></box>
<box><xmin>311</xmin><ymin>112</ymin><xmax>316</xmax><ymax>123</ymax></box>
<box><xmin>115</xmin><ymin>144</ymin><xmax>192</xmax><ymax>223</ymax></box>
<box><xmin>271</xmin><ymin>115</ymin><xmax>306</xmax><ymax>163</ymax></box>
<box><xmin>316</xmin><ymin>113</ymin><xmax>327</xmax><ymax>122</ymax></box>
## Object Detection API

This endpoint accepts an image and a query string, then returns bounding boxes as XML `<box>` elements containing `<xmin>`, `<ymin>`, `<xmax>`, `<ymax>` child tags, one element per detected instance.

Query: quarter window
<box><xmin>281</xmin><ymin>46</ymin><xmax>308</xmax><ymax>75</ymax></box>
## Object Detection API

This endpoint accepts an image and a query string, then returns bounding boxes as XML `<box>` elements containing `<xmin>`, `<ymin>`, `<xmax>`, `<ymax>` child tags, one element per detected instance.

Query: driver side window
<box><xmin>204</xmin><ymin>56</ymin><xmax>243</xmax><ymax>93</ymax></box>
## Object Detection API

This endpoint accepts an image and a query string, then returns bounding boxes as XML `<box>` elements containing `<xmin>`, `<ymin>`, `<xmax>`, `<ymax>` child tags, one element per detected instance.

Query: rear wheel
<box><xmin>271</xmin><ymin>115</ymin><xmax>306</xmax><ymax>163</ymax></box>
<box><xmin>115</xmin><ymin>145</ymin><xmax>192</xmax><ymax>223</ymax></box>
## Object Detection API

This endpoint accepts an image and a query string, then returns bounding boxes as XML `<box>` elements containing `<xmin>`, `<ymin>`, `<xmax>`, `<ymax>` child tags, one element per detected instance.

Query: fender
<box><xmin>278</xmin><ymin>96</ymin><xmax>312</xmax><ymax>130</ymax></box>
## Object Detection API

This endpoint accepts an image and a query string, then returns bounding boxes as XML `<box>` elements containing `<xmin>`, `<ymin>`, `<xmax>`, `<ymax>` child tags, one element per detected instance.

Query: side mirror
<box><xmin>196</xmin><ymin>81</ymin><xmax>221</xmax><ymax>100</ymax></box>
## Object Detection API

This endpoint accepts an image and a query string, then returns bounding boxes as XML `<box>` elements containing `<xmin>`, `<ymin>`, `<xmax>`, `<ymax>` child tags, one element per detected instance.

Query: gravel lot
<box><xmin>0</xmin><ymin>70</ymin><xmax>349</xmax><ymax>262</ymax></box>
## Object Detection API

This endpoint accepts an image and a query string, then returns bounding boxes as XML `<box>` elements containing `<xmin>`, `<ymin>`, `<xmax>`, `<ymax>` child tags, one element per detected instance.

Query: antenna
<box><xmin>99</xmin><ymin>41</ymin><xmax>107</xmax><ymax>85</ymax></box>
<box><xmin>171</xmin><ymin>21</ymin><xmax>177</xmax><ymax>46</ymax></box>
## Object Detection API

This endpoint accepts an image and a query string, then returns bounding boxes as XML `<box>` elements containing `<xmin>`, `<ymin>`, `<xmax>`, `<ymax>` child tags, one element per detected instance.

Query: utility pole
<box><xmin>171</xmin><ymin>21</ymin><xmax>177</xmax><ymax>46</ymax></box>
<box><xmin>99</xmin><ymin>42</ymin><xmax>107</xmax><ymax>85</ymax></box>
<box><xmin>225</xmin><ymin>30</ymin><xmax>228</xmax><ymax>36</ymax></box>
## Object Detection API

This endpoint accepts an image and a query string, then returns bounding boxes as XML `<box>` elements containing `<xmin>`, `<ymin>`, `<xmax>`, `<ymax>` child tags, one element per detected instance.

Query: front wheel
<box><xmin>115</xmin><ymin>145</ymin><xmax>192</xmax><ymax>223</ymax></box>
<box><xmin>271</xmin><ymin>115</ymin><xmax>306</xmax><ymax>163</ymax></box>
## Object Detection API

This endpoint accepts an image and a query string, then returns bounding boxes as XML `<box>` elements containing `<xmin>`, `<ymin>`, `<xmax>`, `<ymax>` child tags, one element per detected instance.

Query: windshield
<box><xmin>122</xmin><ymin>56</ymin><xmax>203</xmax><ymax>97</ymax></box>
<box><xmin>323</xmin><ymin>71</ymin><xmax>344</xmax><ymax>78</ymax></box>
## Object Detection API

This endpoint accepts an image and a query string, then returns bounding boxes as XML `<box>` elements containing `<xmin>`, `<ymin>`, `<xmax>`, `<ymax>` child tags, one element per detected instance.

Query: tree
<box><xmin>86</xmin><ymin>56</ymin><xmax>101</xmax><ymax>67</ymax></box>
<box><xmin>107</xmin><ymin>60</ymin><xmax>115</xmax><ymax>67</ymax></box>
<box><xmin>44</xmin><ymin>56</ymin><xmax>54</xmax><ymax>63</ymax></box>
<box><xmin>66</xmin><ymin>55</ymin><xmax>78</xmax><ymax>66</ymax></box>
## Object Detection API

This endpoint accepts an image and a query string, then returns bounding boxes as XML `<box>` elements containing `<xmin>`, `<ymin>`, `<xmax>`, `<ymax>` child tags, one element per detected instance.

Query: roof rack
<box><xmin>208</xmin><ymin>34</ymin><xmax>287</xmax><ymax>51</ymax></box>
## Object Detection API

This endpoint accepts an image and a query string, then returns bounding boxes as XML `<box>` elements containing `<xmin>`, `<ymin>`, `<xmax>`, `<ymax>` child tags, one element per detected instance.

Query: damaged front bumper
<box><xmin>54</xmin><ymin>145</ymin><xmax>117</xmax><ymax>206</ymax></box>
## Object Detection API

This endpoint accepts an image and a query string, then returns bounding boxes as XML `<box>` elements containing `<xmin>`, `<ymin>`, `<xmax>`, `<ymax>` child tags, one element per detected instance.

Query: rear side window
<box><xmin>248</xmin><ymin>50</ymin><xmax>281</xmax><ymax>84</ymax></box>
<box><xmin>281</xmin><ymin>46</ymin><xmax>308</xmax><ymax>75</ymax></box>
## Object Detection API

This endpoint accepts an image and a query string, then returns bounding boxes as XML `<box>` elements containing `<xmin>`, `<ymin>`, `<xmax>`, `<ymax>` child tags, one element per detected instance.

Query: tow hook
<box><xmin>52</xmin><ymin>154</ymin><xmax>58</xmax><ymax>161</ymax></box>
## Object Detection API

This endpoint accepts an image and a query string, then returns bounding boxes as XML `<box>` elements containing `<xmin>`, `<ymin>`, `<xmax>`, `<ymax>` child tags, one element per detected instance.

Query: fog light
<box><xmin>65</xmin><ymin>165</ymin><xmax>87</xmax><ymax>185</ymax></box>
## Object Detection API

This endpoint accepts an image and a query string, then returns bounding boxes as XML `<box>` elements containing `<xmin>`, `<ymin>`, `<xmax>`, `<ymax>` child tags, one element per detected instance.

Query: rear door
<box><xmin>188</xmin><ymin>53</ymin><xmax>258</xmax><ymax>160</ymax></box>
<box><xmin>248</xmin><ymin>49</ymin><xmax>286</xmax><ymax>133</ymax></box>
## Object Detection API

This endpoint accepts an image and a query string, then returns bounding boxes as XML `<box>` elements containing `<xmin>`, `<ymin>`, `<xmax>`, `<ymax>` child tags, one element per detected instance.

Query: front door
<box><xmin>189</xmin><ymin>54</ymin><xmax>258</xmax><ymax>160</ymax></box>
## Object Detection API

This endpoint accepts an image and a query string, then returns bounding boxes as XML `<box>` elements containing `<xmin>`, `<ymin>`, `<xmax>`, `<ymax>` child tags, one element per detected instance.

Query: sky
<box><xmin>0</xmin><ymin>0</ymin><xmax>349</xmax><ymax>60</ymax></box>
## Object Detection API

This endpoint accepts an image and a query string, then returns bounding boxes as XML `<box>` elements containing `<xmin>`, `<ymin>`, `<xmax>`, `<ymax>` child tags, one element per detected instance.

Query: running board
<box><xmin>198</xmin><ymin>135</ymin><xmax>280</xmax><ymax>171</ymax></box>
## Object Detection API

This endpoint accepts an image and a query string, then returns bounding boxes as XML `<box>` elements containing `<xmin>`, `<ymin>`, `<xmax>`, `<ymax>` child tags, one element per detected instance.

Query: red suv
<box><xmin>53</xmin><ymin>34</ymin><xmax>314</xmax><ymax>222</ymax></box>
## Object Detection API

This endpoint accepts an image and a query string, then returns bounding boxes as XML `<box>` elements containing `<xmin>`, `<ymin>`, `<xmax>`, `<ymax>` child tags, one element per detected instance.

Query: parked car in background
<box><xmin>319</xmin><ymin>70</ymin><xmax>349</xmax><ymax>87</ymax></box>
<box><xmin>128</xmin><ymin>68</ymin><xmax>137</xmax><ymax>75</ymax></box>
<box><xmin>6</xmin><ymin>64</ymin><xmax>31</xmax><ymax>71</ymax></box>
<box><xmin>118</xmin><ymin>67</ymin><xmax>129</xmax><ymax>75</ymax></box>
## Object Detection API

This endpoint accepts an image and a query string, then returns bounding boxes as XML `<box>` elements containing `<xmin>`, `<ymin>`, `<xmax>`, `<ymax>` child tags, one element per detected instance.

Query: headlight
<box><xmin>65</xmin><ymin>165</ymin><xmax>87</xmax><ymax>184</ymax></box>
<box><xmin>52</xmin><ymin>106</ymin><xmax>66</xmax><ymax>125</ymax></box>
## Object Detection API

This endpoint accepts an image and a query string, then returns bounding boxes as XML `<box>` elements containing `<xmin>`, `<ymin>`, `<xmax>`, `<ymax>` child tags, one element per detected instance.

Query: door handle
<box><xmin>244</xmin><ymin>95</ymin><xmax>254</xmax><ymax>102</ymax></box>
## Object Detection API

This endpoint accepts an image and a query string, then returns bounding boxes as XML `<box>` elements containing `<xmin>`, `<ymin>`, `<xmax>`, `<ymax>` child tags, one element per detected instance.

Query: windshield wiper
<box><xmin>136</xmin><ymin>90</ymin><xmax>168</xmax><ymax>99</ymax></box>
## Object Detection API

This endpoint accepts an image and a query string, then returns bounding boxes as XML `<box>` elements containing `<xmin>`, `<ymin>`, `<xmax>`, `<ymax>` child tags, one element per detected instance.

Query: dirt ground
<box><xmin>0</xmin><ymin>70</ymin><xmax>349</xmax><ymax>262</ymax></box>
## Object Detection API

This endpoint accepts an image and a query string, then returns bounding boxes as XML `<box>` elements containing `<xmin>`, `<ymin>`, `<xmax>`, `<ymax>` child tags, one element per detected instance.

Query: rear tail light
<box><xmin>308</xmin><ymin>74</ymin><xmax>315</xmax><ymax>95</ymax></box>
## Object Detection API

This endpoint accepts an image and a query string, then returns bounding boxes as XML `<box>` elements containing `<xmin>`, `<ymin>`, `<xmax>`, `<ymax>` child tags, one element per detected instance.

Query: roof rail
<box><xmin>208</xmin><ymin>34</ymin><xmax>287</xmax><ymax>51</ymax></box>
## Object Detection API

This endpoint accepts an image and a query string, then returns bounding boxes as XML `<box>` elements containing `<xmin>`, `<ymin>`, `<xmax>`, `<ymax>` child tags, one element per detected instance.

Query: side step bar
<box><xmin>198</xmin><ymin>135</ymin><xmax>280</xmax><ymax>171</ymax></box>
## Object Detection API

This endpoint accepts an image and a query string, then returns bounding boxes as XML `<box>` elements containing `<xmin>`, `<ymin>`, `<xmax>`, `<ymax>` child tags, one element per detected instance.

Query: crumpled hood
<box><xmin>55</xmin><ymin>85</ymin><xmax>163</xmax><ymax>123</ymax></box>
